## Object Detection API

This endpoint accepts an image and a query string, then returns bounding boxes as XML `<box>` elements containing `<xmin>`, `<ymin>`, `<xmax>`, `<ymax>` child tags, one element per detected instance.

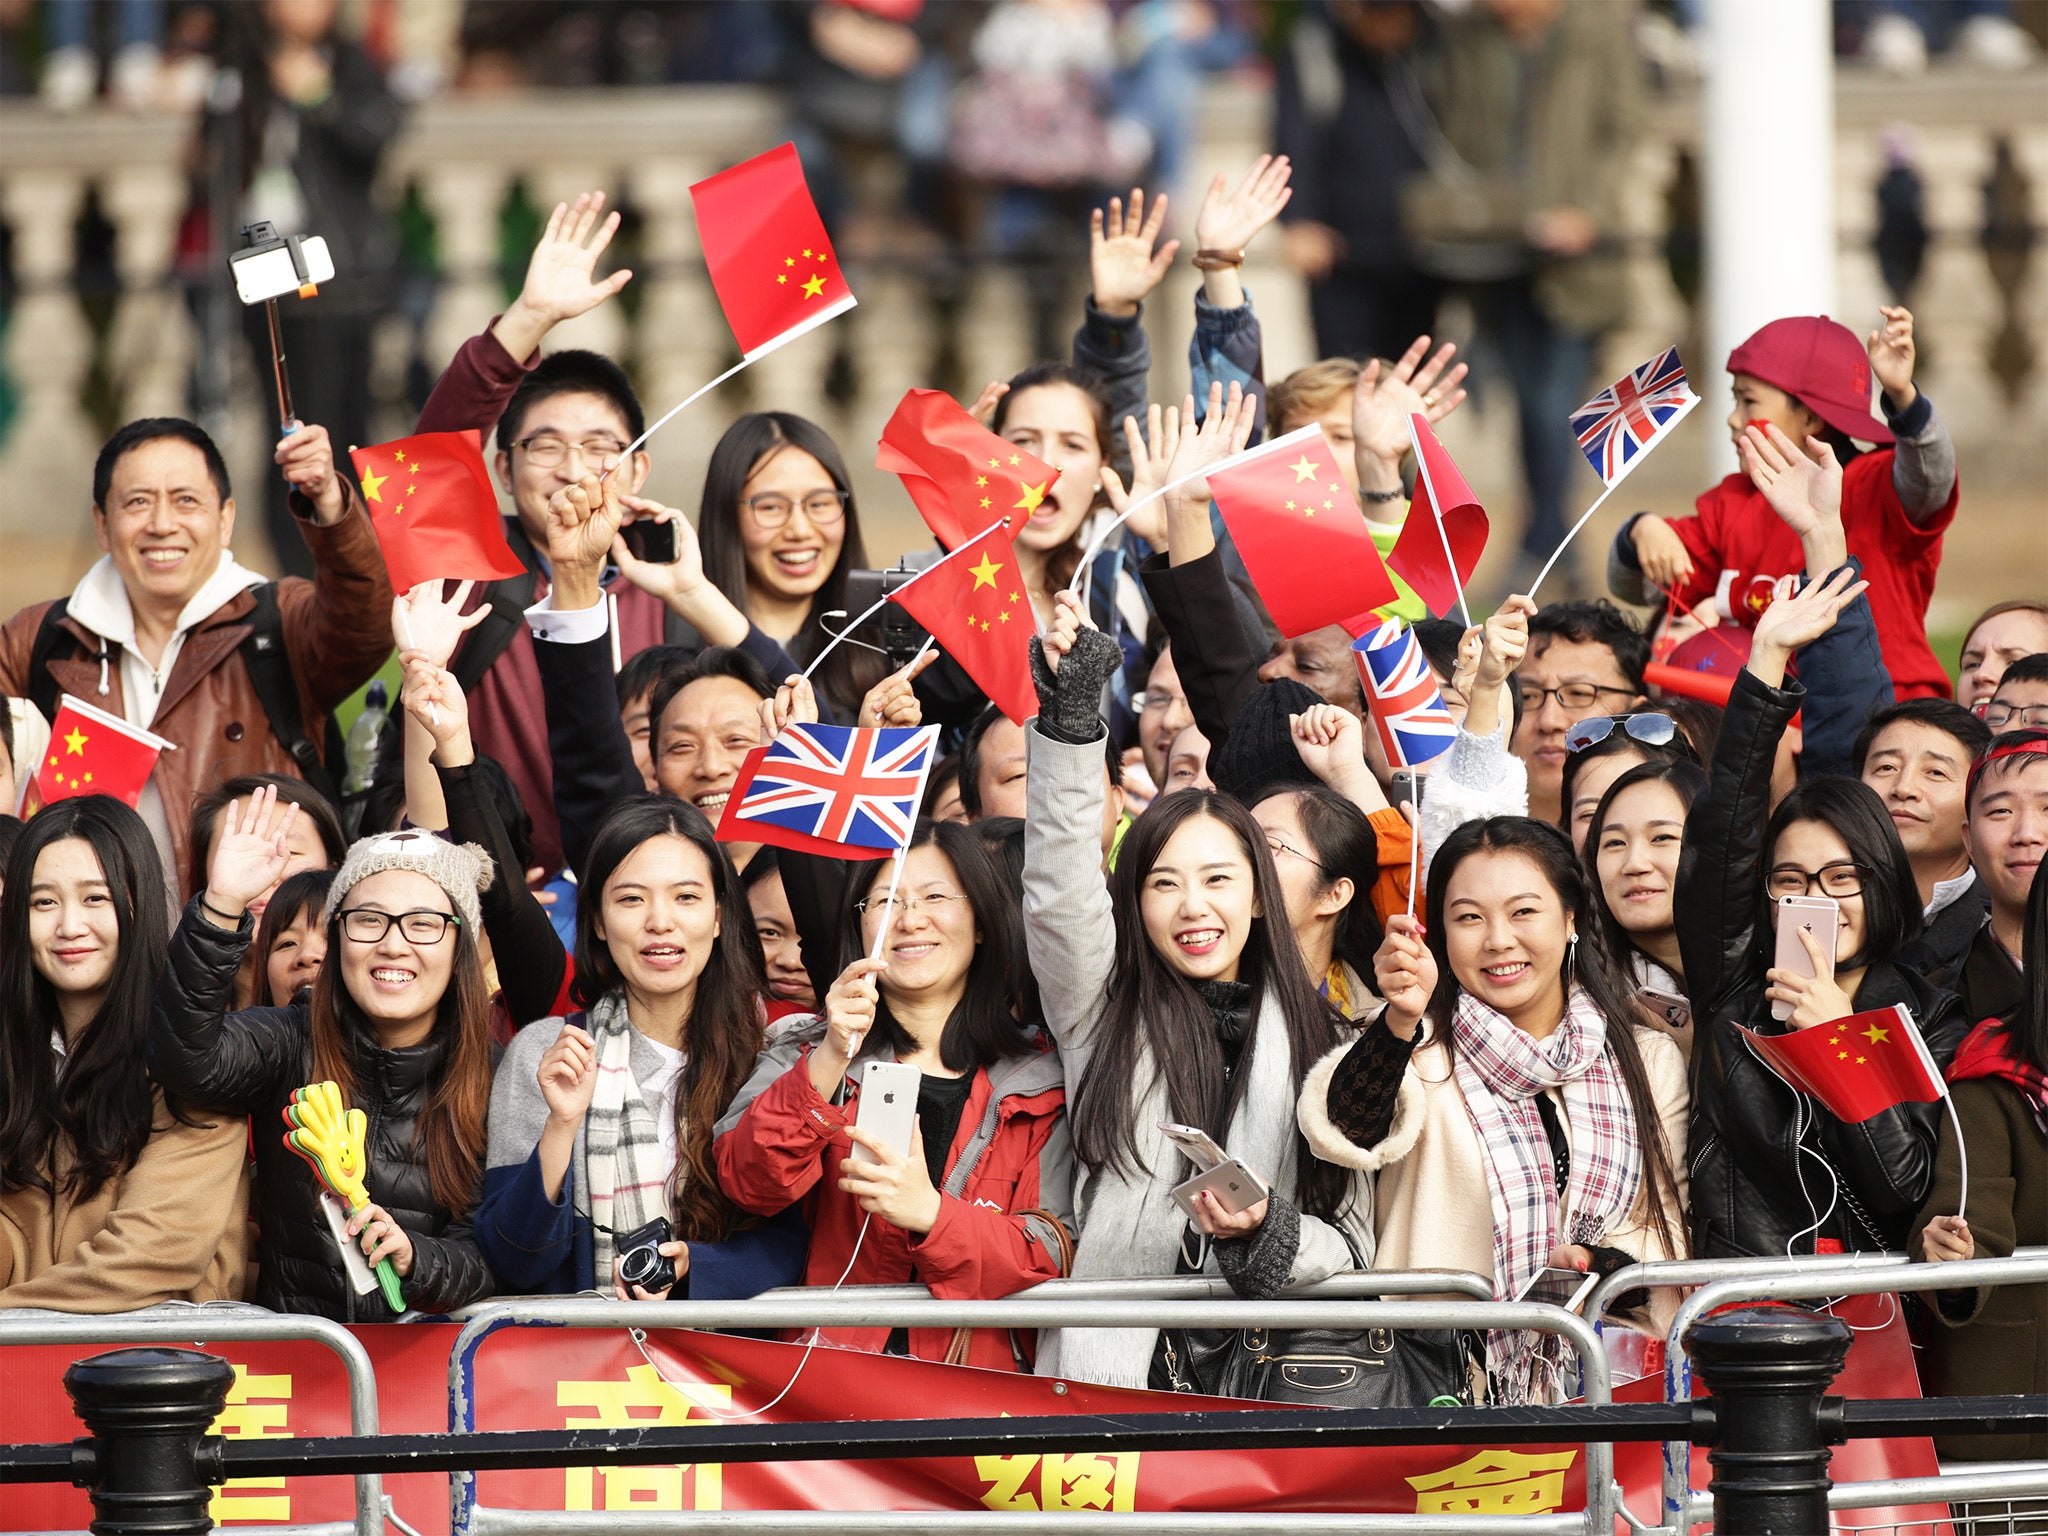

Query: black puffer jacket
<box><xmin>148</xmin><ymin>901</ymin><xmax>494</xmax><ymax>1320</ymax></box>
<box><xmin>1678</xmin><ymin>670</ymin><xmax>1965</xmax><ymax>1259</ymax></box>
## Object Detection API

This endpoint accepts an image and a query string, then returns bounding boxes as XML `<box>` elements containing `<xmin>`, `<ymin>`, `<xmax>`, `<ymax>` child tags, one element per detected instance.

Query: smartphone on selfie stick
<box><xmin>229</xmin><ymin>222</ymin><xmax>335</xmax><ymax>437</ymax></box>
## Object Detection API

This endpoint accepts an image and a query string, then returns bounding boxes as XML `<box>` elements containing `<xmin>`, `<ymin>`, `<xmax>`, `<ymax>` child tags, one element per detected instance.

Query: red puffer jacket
<box><xmin>713</xmin><ymin>1017</ymin><xmax>1073</xmax><ymax>1371</ymax></box>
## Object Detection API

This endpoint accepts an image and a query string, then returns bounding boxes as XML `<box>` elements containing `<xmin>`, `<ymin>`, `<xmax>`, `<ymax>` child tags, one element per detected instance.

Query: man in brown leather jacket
<box><xmin>0</xmin><ymin>417</ymin><xmax>392</xmax><ymax>895</ymax></box>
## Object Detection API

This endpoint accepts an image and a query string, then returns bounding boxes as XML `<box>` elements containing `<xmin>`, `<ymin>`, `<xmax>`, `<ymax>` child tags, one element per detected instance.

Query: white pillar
<box><xmin>1702</xmin><ymin>0</ymin><xmax>1836</xmax><ymax>476</ymax></box>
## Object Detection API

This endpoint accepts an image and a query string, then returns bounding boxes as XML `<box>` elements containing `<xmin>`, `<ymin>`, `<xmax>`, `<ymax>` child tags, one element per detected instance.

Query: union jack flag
<box><xmin>1569</xmin><ymin>347</ymin><xmax>1699</xmax><ymax>488</ymax></box>
<box><xmin>1353</xmin><ymin>620</ymin><xmax>1457</xmax><ymax>769</ymax></box>
<box><xmin>715</xmin><ymin>723</ymin><xmax>941</xmax><ymax>859</ymax></box>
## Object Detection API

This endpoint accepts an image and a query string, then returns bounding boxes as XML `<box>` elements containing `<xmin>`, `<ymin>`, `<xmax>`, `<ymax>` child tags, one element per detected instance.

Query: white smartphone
<box><xmin>318</xmin><ymin>1191</ymin><xmax>378</xmax><ymax>1297</ymax></box>
<box><xmin>1159</xmin><ymin>1121</ymin><xmax>1228</xmax><ymax>1171</ymax></box>
<box><xmin>850</xmin><ymin>1061</ymin><xmax>921</xmax><ymax>1168</ymax></box>
<box><xmin>231</xmin><ymin>235</ymin><xmax>336</xmax><ymax>304</ymax></box>
<box><xmin>1635</xmin><ymin>984</ymin><xmax>1692</xmax><ymax>1031</ymax></box>
<box><xmin>1514</xmin><ymin>1265</ymin><xmax>1601</xmax><ymax>1314</ymax></box>
<box><xmin>1771</xmin><ymin>895</ymin><xmax>1840</xmax><ymax>1022</ymax></box>
<box><xmin>1161</xmin><ymin>1122</ymin><xmax>1270</xmax><ymax>1219</ymax></box>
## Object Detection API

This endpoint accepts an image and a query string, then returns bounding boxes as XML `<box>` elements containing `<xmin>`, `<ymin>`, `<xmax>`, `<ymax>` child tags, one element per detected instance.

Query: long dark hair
<box><xmin>574</xmin><ymin>796</ymin><xmax>768</xmax><ymax>1243</ymax></box>
<box><xmin>251</xmin><ymin>868</ymin><xmax>336</xmax><ymax>1008</ymax></box>
<box><xmin>1258</xmin><ymin>783</ymin><xmax>1384</xmax><ymax>984</ymax></box>
<box><xmin>0</xmin><ymin>797</ymin><xmax>177</xmax><ymax>1200</ymax></box>
<box><xmin>1583</xmin><ymin>759</ymin><xmax>1707</xmax><ymax>981</ymax></box>
<box><xmin>834</xmin><ymin>819</ymin><xmax>1036</xmax><ymax>1072</ymax></box>
<box><xmin>1761</xmin><ymin>777</ymin><xmax>1922</xmax><ymax>975</ymax></box>
<box><xmin>307</xmin><ymin>868</ymin><xmax>496</xmax><ymax>1215</ymax></box>
<box><xmin>1072</xmin><ymin>791</ymin><xmax>1350</xmax><ymax>1219</ymax></box>
<box><xmin>693</xmin><ymin>412</ymin><xmax>880</xmax><ymax>712</ymax></box>
<box><xmin>990</xmin><ymin>362</ymin><xmax>1116</xmax><ymax>593</ymax></box>
<box><xmin>1423</xmin><ymin>817</ymin><xmax>1686</xmax><ymax>1261</ymax></box>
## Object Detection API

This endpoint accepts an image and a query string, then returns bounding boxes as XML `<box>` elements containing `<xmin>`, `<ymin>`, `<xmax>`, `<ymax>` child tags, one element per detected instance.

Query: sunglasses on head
<box><xmin>1565</xmin><ymin>712</ymin><xmax>1678</xmax><ymax>754</ymax></box>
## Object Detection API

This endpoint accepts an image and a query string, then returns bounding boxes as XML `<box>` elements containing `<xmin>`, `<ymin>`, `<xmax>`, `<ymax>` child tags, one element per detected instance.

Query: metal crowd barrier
<box><xmin>445</xmin><ymin>1290</ymin><xmax>1614</xmax><ymax>1536</ymax></box>
<box><xmin>0</xmin><ymin>1306</ymin><xmax>383</xmax><ymax>1536</ymax></box>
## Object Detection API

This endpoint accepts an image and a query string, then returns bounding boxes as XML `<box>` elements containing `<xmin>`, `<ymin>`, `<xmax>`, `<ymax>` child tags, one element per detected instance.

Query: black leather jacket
<box><xmin>149</xmin><ymin>901</ymin><xmax>494</xmax><ymax>1320</ymax></box>
<box><xmin>1677</xmin><ymin>671</ymin><xmax>1965</xmax><ymax>1259</ymax></box>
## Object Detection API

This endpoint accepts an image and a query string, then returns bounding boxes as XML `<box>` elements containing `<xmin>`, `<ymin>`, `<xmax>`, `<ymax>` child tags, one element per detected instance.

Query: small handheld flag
<box><xmin>283</xmin><ymin>1081</ymin><xmax>405</xmax><ymax>1314</ymax></box>
<box><xmin>1392</xmin><ymin>415</ymin><xmax>1487</xmax><ymax>625</ymax></box>
<box><xmin>886</xmin><ymin>525</ymin><xmax>1038</xmax><ymax>724</ymax></box>
<box><xmin>717</xmin><ymin>723</ymin><xmax>940</xmax><ymax>860</ymax></box>
<box><xmin>34</xmin><ymin>695</ymin><xmax>173</xmax><ymax>809</ymax></box>
<box><xmin>691</xmin><ymin>143</ymin><xmax>855</xmax><ymax>359</ymax></box>
<box><xmin>1530</xmin><ymin>348</ymin><xmax>1701</xmax><ymax>600</ymax></box>
<box><xmin>1205</xmin><ymin>425</ymin><xmax>1398</xmax><ymax>638</ymax></box>
<box><xmin>1353</xmin><ymin>620</ymin><xmax>1458</xmax><ymax>769</ymax></box>
<box><xmin>876</xmin><ymin>389</ymin><xmax>1057</xmax><ymax>551</ymax></box>
<box><xmin>1742</xmin><ymin>1004</ymin><xmax>1947</xmax><ymax>1124</ymax></box>
<box><xmin>348</xmin><ymin>431</ymin><xmax>524</xmax><ymax>597</ymax></box>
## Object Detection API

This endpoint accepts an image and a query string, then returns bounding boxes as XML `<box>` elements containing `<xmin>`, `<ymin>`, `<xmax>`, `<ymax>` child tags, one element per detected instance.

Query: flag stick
<box><xmin>803</xmin><ymin>517</ymin><xmax>1009</xmax><ymax>683</ymax></box>
<box><xmin>604</xmin><ymin>356</ymin><xmax>752</xmax><ymax>476</ymax></box>
<box><xmin>1943</xmin><ymin>1089</ymin><xmax>1970</xmax><ymax>1227</ymax></box>
<box><xmin>865</xmin><ymin>844</ymin><xmax>911</xmax><ymax>967</ymax></box>
<box><xmin>1067</xmin><ymin>467</ymin><xmax>1214</xmax><ymax>605</ymax></box>
<box><xmin>393</xmin><ymin>605</ymin><xmax>439</xmax><ymax>726</ymax></box>
<box><xmin>1405</xmin><ymin>416</ymin><xmax>1471</xmax><ymax>628</ymax></box>
<box><xmin>607</xmin><ymin>593</ymin><xmax>623</xmax><ymax>675</ymax></box>
<box><xmin>1530</xmin><ymin>391</ymin><xmax>1700</xmax><ymax>602</ymax></box>
<box><xmin>1405</xmin><ymin>810</ymin><xmax>1422</xmax><ymax>918</ymax></box>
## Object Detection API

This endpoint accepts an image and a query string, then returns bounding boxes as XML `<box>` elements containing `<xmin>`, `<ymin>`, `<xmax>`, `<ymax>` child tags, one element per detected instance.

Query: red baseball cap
<box><xmin>1726</xmin><ymin>316</ymin><xmax>1893</xmax><ymax>444</ymax></box>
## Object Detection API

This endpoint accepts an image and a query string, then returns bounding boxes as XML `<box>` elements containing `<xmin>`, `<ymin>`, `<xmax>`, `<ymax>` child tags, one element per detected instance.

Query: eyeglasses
<box><xmin>1765</xmin><ymin>863</ymin><xmax>1865</xmax><ymax>900</ymax></box>
<box><xmin>855</xmin><ymin>890</ymin><xmax>968</xmax><ymax>918</ymax></box>
<box><xmin>1566</xmin><ymin>712</ymin><xmax>1678</xmax><ymax>754</ymax></box>
<box><xmin>1263</xmin><ymin>833</ymin><xmax>1325</xmax><ymax>871</ymax></box>
<box><xmin>1518</xmin><ymin>681</ymin><xmax>1641</xmax><ymax>714</ymax></box>
<box><xmin>509</xmin><ymin>434</ymin><xmax>628</xmax><ymax>469</ymax></box>
<box><xmin>1131</xmin><ymin>689</ymin><xmax>1185</xmax><ymax>714</ymax></box>
<box><xmin>1981</xmin><ymin>700</ymin><xmax>2048</xmax><ymax>729</ymax></box>
<box><xmin>337</xmin><ymin>908</ymin><xmax>461</xmax><ymax>944</ymax></box>
<box><xmin>743</xmin><ymin>491</ymin><xmax>848</xmax><ymax>529</ymax></box>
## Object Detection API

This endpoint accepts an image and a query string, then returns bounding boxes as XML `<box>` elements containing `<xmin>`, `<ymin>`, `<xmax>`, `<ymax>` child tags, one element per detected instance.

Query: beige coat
<box><xmin>1</xmin><ymin>1091</ymin><xmax>250</xmax><ymax>1312</ymax></box>
<box><xmin>1300</xmin><ymin>1013</ymin><xmax>1690</xmax><ymax>1333</ymax></box>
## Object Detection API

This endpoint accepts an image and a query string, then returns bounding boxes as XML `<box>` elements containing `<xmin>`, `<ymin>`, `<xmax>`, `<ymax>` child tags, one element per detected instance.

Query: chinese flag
<box><xmin>348</xmin><ymin>431</ymin><xmax>524</xmax><ymax>597</ymax></box>
<box><xmin>34</xmin><ymin>695</ymin><xmax>170</xmax><ymax>809</ymax></box>
<box><xmin>1205</xmin><ymin>425</ymin><xmax>1398</xmax><ymax>638</ymax></box>
<box><xmin>888</xmin><ymin>530</ymin><xmax>1036</xmax><ymax>724</ymax></box>
<box><xmin>1390</xmin><ymin>414</ymin><xmax>1488</xmax><ymax>620</ymax></box>
<box><xmin>691</xmin><ymin>144</ymin><xmax>856</xmax><ymax>358</ymax></box>
<box><xmin>876</xmin><ymin>389</ymin><xmax>1057</xmax><ymax>551</ymax></box>
<box><xmin>1742</xmin><ymin>1004</ymin><xmax>1948</xmax><ymax>1123</ymax></box>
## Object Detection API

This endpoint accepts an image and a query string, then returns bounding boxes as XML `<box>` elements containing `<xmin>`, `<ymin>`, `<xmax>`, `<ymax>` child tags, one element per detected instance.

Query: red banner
<box><xmin>2</xmin><ymin>1299</ymin><xmax>1942</xmax><ymax>1533</ymax></box>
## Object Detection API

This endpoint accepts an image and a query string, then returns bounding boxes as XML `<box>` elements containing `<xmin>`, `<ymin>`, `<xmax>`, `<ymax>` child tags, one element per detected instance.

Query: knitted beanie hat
<box><xmin>1210</xmin><ymin>678</ymin><xmax>1326</xmax><ymax>803</ymax></box>
<box><xmin>322</xmin><ymin>829</ymin><xmax>494</xmax><ymax>936</ymax></box>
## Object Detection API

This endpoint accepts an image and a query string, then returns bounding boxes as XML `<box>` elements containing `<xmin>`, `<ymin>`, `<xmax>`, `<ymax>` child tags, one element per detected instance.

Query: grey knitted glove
<box><xmin>1213</xmin><ymin>1191</ymin><xmax>1301</xmax><ymax>1300</ymax></box>
<box><xmin>1028</xmin><ymin>626</ymin><xmax>1123</xmax><ymax>745</ymax></box>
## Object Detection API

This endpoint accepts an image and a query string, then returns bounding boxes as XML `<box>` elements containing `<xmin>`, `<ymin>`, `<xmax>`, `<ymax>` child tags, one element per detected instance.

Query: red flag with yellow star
<box><xmin>1204</xmin><ymin>425</ymin><xmax>1399</xmax><ymax>638</ymax></box>
<box><xmin>691</xmin><ymin>143</ymin><xmax>856</xmax><ymax>359</ymax></box>
<box><xmin>875</xmin><ymin>389</ymin><xmax>1057</xmax><ymax>551</ymax></box>
<box><xmin>33</xmin><ymin>695</ymin><xmax>171</xmax><ymax>809</ymax></box>
<box><xmin>1742</xmin><ymin>1004</ymin><xmax>1948</xmax><ymax>1123</ymax></box>
<box><xmin>887</xmin><ymin>523</ymin><xmax>1036</xmax><ymax>724</ymax></box>
<box><xmin>347</xmin><ymin>431</ymin><xmax>524</xmax><ymax>597</ymax></box>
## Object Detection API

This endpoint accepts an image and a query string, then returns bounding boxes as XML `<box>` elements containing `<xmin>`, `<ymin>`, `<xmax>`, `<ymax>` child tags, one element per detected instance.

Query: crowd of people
<box><xmin>0</xmin><ymin>167</ymin><xmax>2043</xmax><ymax>1444</ymax></box>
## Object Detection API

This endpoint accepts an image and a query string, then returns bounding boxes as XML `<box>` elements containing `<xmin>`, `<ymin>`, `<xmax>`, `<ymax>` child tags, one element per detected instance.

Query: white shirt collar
<box><xmin>1924</xmin><ymin>867</ymin><xmax>1977</xmax><ymax>921</ymax></box>
<box><xmin>65</xmin><ymin>550</ymin><xmax>268</xmax><ymax>651</ymax></box>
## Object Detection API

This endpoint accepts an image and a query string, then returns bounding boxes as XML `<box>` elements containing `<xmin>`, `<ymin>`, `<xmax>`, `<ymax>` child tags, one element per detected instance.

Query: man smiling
<box><xmin>0</xmin><ymin>417</ymin><xmax>390</xmax><ymax>890</ymax></box>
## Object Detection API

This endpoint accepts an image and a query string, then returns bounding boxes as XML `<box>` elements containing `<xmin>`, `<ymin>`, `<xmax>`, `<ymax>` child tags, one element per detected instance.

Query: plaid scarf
<box><xmin>1948</xmin><ymin>1017</ymin><xmax>2048</xmax><ymax>1135</ymax></box>
<box><xmin>1452</xmin><ymin>987</ymin><xmax>1642</xmax><ymax>1404</ymax></box>
<box><xmin>582</xmin><ymin>996</ymin><xmax>673</xmax><ymax>1281</ymax></box>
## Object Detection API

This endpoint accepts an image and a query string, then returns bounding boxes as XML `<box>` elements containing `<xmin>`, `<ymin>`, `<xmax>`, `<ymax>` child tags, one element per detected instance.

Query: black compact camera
<box><xmin>831</xmin><ymin>561</ymin><xmax>933</xmax><ymax>669</ymax></box>
<box><xmin>615</xmin><ymin>1216</ymin><xmax>677</xmax><ymax>1295</ymax></box>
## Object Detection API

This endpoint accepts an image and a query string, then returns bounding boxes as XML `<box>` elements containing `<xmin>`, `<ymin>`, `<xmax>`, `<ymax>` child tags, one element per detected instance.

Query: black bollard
<box><xmin>64</xmin><ymin>1347</ymin><xmax>235</xmax><ymax>1536</ymax></box>
<box><xmin>1686</xmin><ymin>1305</ymin><xmax>1853</xmax><ymax>1535</ymax></box>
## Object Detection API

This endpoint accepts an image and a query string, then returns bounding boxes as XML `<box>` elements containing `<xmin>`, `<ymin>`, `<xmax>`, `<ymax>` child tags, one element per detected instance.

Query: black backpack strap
<box><xmin>238</xmin><ymin>583</ymin><xmax>339</xmax><ymax>804</ymax></box>
<box><xmin>26</xmin><ymin>600</ymin><xmax>76</xmax><ymax>725</ymax></box>
<box><xmin>452</xmin><ymin>569</ymin><xmax>539</xmax><ymax>694</ymax></box>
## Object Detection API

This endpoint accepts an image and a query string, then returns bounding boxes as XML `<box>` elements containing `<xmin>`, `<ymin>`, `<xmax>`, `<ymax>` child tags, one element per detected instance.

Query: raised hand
<box><xmin>276</xmin><ymin>423</ymin><xmax>346</xmax><ymax>525</ymax></box>
<box><xmin>1351</xmin><ymin>335</ymin><xmax>1469</xmax><ymax>478</ymax></box>
<box><xmin>859</xmin><ymin>648</ymin><xmax>938</xmax><ymax>728</ymax></box>
<box><xmin>536</xmin><ymin>1021</ymin><xmax>598</xmax><ymax>1127</ymax></box>
<box><xmin>1162</xmin><ymin>380</ymin><xmax>1256</xmax><ymax>504</ymax></box>
<box><xmin>393</xmin><ymin>580</ymin><xmax>486</xmax><ymax>669</ymax></box>
<box><xmin>496</xmin><ymin>192</ymin><xmax>633</xmax><ymax>361</ymax></box>
<box><xmin>1748</xmin><ymin>564</ymin><xmax>1871</xmax><ymax>686</ymax></box>
<box><xmin>1740</xmin><ymin>423</ymin><xmax>1843</xmax><ymax>551</ymax></box>
<box><xmin>1194</xmin><ymin>154</ymin><xmax>1293</xmax><ymax>255</ymax></box>
<box><xmin>203</xmin><ymin>783</ymin><xmax>303</xmax><ymax>919</ymax></box>
<box><xmin>1630</xmin><ymin>515</ymin><xmax>1696</xmax><ymax>592</ymax></box>
<box><xmin>1477</xmin><ymin>596</ymin><xmax>1534</xmax><ymax>692</ymax></box>
<box><xmin>965</xmin><ymin>379</ymin><xmax>1010</xmax><ymax>427</ymax></box>
<box><xmin>1373</xmin><ymin>914</ymin><xmax>1437</xmax><ymax>1040</ymax></box>
<box><xmin>1038</xmin><ymin>587</ymin><xmax>1093</xmax><ymax>677</ymax></box>
<box><xmin>543</xmin><ymin>473</ymin><xmax>623</xmax><ymax>606</ymax></box>
<box><xmin>611</xmin><ymin>497</ymin><xmax>706</xmax><ymax>606</ymax></box>
<box><xmin>1089</xmin><ymin>188</ymin><xmax>1179</xmax><ymax>320</ymax></box>
<box><xmin>398</xmin><ymin>651</ymin><xmax>472</xmax><ymax>761</ymax></box>
<box><xmin>1866</xmin><ymin>304</ymin><xmax>1917</xmax><ymax>407</ymax></box>
<box><xmin>1099</xmin><ymin>402</ymin><xmax>1181</xmax><ymax>547</ymax></box>
<box><xmin>762</xmin><ymin>672</ymin><xmax>822</xmax><ymax>738</ymax></box>
<box><xmin>811</xmin><ymin>956</ymin><xmax>886</xmax><ymax>1097</ymax></box>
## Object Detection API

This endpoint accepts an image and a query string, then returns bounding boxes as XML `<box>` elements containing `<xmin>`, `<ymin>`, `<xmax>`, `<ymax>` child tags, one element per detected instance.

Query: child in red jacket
<box><xmin>1609</xmin><ymin>307</ymin><xmax>1958</xmax><ymax>697</ymax></box>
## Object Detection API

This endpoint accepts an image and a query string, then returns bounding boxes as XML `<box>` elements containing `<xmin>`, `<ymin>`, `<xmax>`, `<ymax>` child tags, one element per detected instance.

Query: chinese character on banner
<box><xmin>557</xmin><ymin>1364</ymin><xmax>732</xmax><ymax>1511</ymax></box>
<box><xmin>208</xmin><ymin>1365</ymin><xmax>294</xmax><ymax>1523</ymax></box>
<box><xmin>976</xmin><ymin>1451</ymin><xmax>1140</xmax><ymax>1512</ymax></box>
<box><xmin>1406</xmin><ymin>1448</ymin><xmax>1577</xmax><ymax>1516</ymax></box>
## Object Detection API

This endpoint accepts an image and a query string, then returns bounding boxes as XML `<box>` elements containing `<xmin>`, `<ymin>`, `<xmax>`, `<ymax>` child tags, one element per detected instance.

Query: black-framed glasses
<box><xmin>1518</xmin><ymin>681</ymin><xmax>1640</xmax><ymax>714</ymax></box>
<box><xmin>508</xmin><ymin>434</ymin><xmax>628</xmax><ymax>469</ymax></box>
<box><xmin>1765</xmin><ymin>863</ymin><xmax>1865</xmax><ymax>900</ymax></box>
<box><xmin>855</xmin><ymin>891</ymin><xmax>968</xmax><ymax>918</ymax></box>
<box><xmin>1566</xmin><ymin>712</ymin><xmax>1678</xmax><ymax>754</ymax></box>
<box><xmin>1981</xmin><ymin>700</ymin><xmax>2048</xmax><ymax>730</ymax></box>
<box><xmin>336</xmin><ymin>908</ymin><xmax>461</xmax><ymax>944</ymax></box>
<box><xmin>1263</xmin><ymin>833</ymin><xmax>1325</xmax><ymax>871</ymax></box>
<box><xmin>743</xmin><ymin>490</ymin><xmax>848</xmax><ymax>529</ymax></box>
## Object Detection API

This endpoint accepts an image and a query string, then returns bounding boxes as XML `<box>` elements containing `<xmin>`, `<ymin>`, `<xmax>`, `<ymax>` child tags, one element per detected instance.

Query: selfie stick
<box><xmin>265</xmin><ymin>296</ymin><xmax>302</xmax><ymax>437</ymax></box>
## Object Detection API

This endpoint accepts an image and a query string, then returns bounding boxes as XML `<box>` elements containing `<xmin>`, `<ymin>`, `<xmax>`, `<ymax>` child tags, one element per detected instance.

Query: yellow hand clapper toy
<box><xmin>284</xmin><ymin>1081</ymin><xmax>404</xmax><ymax>1312</ymax></box>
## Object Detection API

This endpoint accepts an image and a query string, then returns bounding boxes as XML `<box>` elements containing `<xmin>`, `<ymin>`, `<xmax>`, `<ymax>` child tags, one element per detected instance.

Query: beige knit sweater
<box><xmin>1</xmin><ymin>1090</ymin><xmax>250</xmax><ymax>1312</ymax></box>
